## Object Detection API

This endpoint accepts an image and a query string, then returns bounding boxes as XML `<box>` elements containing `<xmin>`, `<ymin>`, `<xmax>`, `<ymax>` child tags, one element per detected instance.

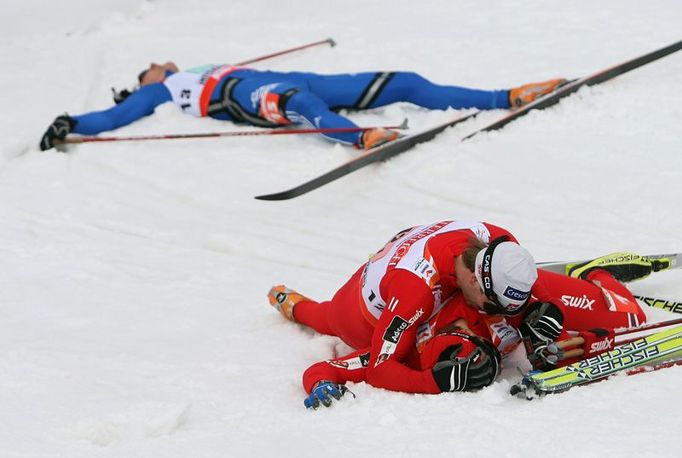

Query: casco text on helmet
<box><xmin>474</xmin><ymin>241</ymin><xmax>538</xmax><ymax>315</ymax></box>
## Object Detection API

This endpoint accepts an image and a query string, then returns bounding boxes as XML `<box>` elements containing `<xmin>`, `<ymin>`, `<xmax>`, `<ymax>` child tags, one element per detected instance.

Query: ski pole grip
<box><xmin>556</xmin><ymin>336</ymin><xmax>585</xmax><ymax>350</ymax></box>
<box><xmin>562</xmin><ymin>348</ymin><xmax>585</xmax><ymax>359</ymax></box>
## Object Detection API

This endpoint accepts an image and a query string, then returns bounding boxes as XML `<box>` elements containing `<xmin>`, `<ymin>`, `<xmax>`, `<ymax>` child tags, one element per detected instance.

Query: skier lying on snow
<box><xmin>266</xmin><ymin>220</ymin><xmax>657</xmax><ymax>409</ymax></box>
<box><xmin>39</xmin><ymin>61</ymin><xmax>565</xmax><ymax>151</ymax></box>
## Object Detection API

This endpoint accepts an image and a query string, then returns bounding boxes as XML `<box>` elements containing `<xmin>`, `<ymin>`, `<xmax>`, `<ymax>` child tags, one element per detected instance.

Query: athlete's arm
<box><xmin>483</xmin><ymin>222</ymin><xmax>519</xmax><ymax>243</ymax></box>
<box><xmin>302</xmin><ymin>349</ymin><xmax>370</xmax><ymax>393</ymax></box>
<box><xmin>364</xmin><ymin>272</ymin><xmax>442</xmax><ymax>394</ymax></box>
<box><xmin>71</xmin><ymin>83</ymin><xmax>172</xmax><ymax>135</ymax></box>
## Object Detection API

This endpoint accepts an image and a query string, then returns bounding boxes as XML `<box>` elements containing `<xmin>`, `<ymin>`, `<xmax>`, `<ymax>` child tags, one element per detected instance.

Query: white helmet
<box><xmin>474</xmin><ymin>239</ymin><xmax>538</xmax><ymax>315</ymax></box>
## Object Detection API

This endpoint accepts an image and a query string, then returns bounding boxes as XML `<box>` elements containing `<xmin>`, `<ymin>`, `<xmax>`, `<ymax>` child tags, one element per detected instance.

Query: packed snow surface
<box><xmin>1</xmin><ymin>1</ymin><xmax>680</xmax><ymax>456</ymax></box>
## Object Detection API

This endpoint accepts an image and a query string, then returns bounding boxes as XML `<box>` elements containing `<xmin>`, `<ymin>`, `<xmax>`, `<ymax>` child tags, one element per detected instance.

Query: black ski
<box><xmin>255</xmin><ymin>111</ymin><xmax>479</xmax><ymax>201</ymax></box>
<box><xmin>462</xmin><ymin>39</ymin><xmax>682</xmax><ymax>140</ymax></box>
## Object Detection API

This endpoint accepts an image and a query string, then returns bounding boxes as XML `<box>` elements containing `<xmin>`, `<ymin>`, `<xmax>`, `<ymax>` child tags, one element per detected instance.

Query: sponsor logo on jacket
<box><xmin>383</xmin><ymin>316</ymin><xmax>409</xmax><ymax>344</ymax></box>
<box><xmin>561</xmin><ymin>294</ymin><xmax>595</xmax><ymax>310</ymax></box>
<box><xmin>376</xmin><ymin>309</ymin><xmax>425</xmax><ymax>368</ymax></box>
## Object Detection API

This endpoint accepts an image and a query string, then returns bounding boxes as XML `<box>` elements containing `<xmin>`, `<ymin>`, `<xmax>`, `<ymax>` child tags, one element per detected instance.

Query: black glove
<box><xmin>40</xmin><ymin>115</ymin><xmax>76</xmax><ymax>151</ymax></box>
<box><xmin>432</xmin><ymin>334</ymin><xmax>501</xmax><ymax>392</ymax></box>
<box><xmin>112</xmin><ymin>87</ymin><xmax>134</xmax><ymax>104</ymax></box>
<box><xmin>519</xmin><ymin>301</ymin><xmax>564</xmax><ymax>370</ymax></box>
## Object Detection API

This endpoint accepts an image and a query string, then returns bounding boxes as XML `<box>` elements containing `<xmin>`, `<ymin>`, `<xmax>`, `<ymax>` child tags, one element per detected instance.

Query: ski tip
<box><xmin>254</xmin><ymin>192</ymin><xmax>293</xmax><ymax>201</ymax></box>
<box><xmin>254</xmin><ymin>194</ymin><xmax>277</xmax><ymax>201</ymax></box>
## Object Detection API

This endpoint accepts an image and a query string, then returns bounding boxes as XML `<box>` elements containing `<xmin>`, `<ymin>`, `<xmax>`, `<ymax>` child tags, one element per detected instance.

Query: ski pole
<box><xmin>557</xmin><ymin>333</ymin><xmax>661</xmax><ymax>360</ymax></box>
<box><xmin>624</xmin><ymin>358</ymin><xmax>682</xmax><ymax>376</ymax></box>
<box><xmin>54</xmin><ymin>119</ymin><xmax>408</xmax><ymax>146</ymax></box>
<box><xmin>613</xmin><ymin>316</ymin><xmax>682</xmax><ymax>337</ymax></box>
<box><xmin>554</xmin><ymin>337</ymin><xmax>585</xmax><ymax>359</ymax></box>
<box><xmin>235</xmin><ymin>38</ymin><xmax>336</xmax><ymax>66</ymax></box>
<box><xmin>557</xmin><ymin>316</ymin><xmax>682</xmax><ymax>356</ymax></box>
<box><xmin>569</xmin><ymin>316</ymin><xmax>682</xmax><ymax>340</ymax></box>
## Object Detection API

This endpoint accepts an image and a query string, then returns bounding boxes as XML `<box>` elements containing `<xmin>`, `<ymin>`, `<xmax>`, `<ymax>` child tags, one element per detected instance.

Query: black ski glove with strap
<box><xmin>40</xmin><ymin>115</ymin><xmax>76</xmax><ymax>151</ymax></box>
<box><xmin>519</xmin><ymin>301</ymin><xmax>565</xmax><ymax>370</ymax></box>
<box><xmin>432</xmin><ymin>332</ymin><xmax>501</xmax><ymax>392</ymax></box>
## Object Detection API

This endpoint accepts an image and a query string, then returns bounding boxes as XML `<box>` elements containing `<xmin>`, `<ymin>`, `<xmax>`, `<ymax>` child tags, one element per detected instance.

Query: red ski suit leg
<box><xmin>293</xmin><ymin>265</ymin><xmax>374</xmax><ymax>349</ymax></box>
<box><xmin>534</xmin><ymin>269</ymin><xmax>647</xmax><ymax>333</ymax></box>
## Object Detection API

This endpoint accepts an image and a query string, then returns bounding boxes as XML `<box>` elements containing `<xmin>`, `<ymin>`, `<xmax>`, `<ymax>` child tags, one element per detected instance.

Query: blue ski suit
<box><xmin>72</xmin><ymin>66</ymin><xmax>511</xmax><ymax>146</ymax></box>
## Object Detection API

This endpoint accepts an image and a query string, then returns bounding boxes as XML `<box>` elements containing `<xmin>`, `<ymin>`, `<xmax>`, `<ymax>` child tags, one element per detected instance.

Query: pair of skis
<box><xmin>509</xmin><ymin>251</ymin><xmax>682</xmax><ymax>398</ymax></box>
<box><xmin>511</xmin><ymin>324</ymin><xmax>682</xmax><ymax>399</ymax></box>
<box><xmin>256</xmin><ymin>39</ymin><xmax>682</xmax><ymax>201</ymax></box>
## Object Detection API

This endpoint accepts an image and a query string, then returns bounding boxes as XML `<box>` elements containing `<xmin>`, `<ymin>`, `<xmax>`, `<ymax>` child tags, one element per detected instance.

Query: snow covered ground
<box><xmin>1</xmin><ymin>0</ymin><xmax>681</xmax><ymax>456</ymax></box>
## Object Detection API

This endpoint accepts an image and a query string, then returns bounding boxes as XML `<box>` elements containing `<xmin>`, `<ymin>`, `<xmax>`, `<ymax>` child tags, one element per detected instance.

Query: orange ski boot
<box><xmin>267</xmin><ymin>285</ymin><xmax>311</xmax><ymax>322</ymax></box>
<box><xmin>509</xmin><ymin>78</ymin><xmax>568</xmax><ymax>108</ymax></box>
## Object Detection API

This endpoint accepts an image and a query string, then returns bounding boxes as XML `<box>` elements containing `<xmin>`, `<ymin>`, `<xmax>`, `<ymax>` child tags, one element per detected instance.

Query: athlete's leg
<box><xmin>583</xmin><ymin>269</ymin><xmax>647</xmax><ymax>326</ymax></box>
<box><xmin>370</xmin><ymin>72</ymin><xmax>510</xmax><ymax>110</ymax></box>
<box><xmin>294</xmin><ymin>266</ymin><xmax>375</xmax><ymax>349</ymax></box>
<box><xmin>304</xmin><ymin>71</ymin><xmax>510</xmax><ymax>111</ymax></box>
<box><xmin>229</xmin><ymin>71</ymin><xmax>365</xmax><ymax>145</ymax></box>
<box><xmin>537</xmin><ymin>270</ymin><xmax>646</xmax><ymax>330</ymax></box>
<box><xmin>284</xmin><ymin>90</ymin><xmax>362</xmax><ymax>145</ymax></box>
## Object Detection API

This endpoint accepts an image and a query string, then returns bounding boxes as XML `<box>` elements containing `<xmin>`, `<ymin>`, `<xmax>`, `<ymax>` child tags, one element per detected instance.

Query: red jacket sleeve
<box><xmin>302</xmin><ymin>348</ymin><xmax>370</xmax><ymax>393</ymax></box>
<box><xmin>483</xmin><ymin>222</ymin><xmax>519</xmax><ymax>244</ymax></box>
<box><xmin>364</xmin><ymin>270</ymin><xmax>441</xmax><ymax>394</ymax></box>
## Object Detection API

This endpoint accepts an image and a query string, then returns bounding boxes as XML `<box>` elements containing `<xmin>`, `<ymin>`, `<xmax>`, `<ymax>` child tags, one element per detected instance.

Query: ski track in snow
<box><xmin>1</xmin><ymin>0</ymin><xmax>681</xmax><ymax>456</ymax></box>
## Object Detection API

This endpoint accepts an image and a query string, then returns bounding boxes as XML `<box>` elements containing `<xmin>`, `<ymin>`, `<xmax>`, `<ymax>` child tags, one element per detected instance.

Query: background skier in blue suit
<box><xmin>40</xmin><ymin>61</ymin><xmax>565</xmax><ymax>151</ymax></box>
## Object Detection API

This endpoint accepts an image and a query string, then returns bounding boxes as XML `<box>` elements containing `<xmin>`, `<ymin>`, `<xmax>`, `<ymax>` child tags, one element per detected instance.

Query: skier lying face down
<box><xmin>268</xmin><ymin>220</ymin><xmax>537</xmax><ymax>398</ymax></box>
<box><xmin>267</xmin><ymin>220</ymin><xmax>654</xmax><ymax>407</ymax></box>
<box><xmin>39</xmin><ymin>59</ymin><xmax>565</xmax><ymax>150</ymax></box>
<box><xmin>297</xmin><ymin>258</ymin><xmax>653</xmax><ymax>408</ymax></box>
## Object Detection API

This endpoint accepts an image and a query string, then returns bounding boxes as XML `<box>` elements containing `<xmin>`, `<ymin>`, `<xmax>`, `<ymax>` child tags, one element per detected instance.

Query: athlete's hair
<box><xmin>138</xmin><ymin>69</ymin><xmax>149</xmax><ymax>84</ymax></box>
<box><xmin>461</xmin><ymin>236</ymin><xmax>487</xmax><ymax>271</ymax></box>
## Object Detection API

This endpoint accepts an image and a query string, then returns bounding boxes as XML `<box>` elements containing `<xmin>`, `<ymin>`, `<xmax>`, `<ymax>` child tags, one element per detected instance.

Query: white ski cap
<box><xmin>474</xmin><ymin>241</ymin><xmax>538</xmax><ymax>313</ymax></box>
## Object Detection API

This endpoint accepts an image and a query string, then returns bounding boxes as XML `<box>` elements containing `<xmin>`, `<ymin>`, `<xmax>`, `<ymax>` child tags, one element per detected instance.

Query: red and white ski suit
<box><xmin>295</xmin><ymin>220</ymin><xmax>646</xmax><ymax>394</ymax></box>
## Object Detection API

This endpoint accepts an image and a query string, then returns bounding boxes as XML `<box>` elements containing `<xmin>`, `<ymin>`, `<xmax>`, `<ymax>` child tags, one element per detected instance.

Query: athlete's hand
<box><xmin>432</xmin><ymin>337</ymin><xmax>501</xmax><ymax>392</ymax></box>
<box><xmin>40</xmin><ymin>115</ymin><xmax>76</xmax><ymax>151</ymax></box>
<box><xmin>519</xmin><ymin>302</ymin><xmax>565</xmax><ymax>370</ymax></box>
<box><xmin>578</xmin><ymin>328</ymin><xmax>616</xmax><ymax>358</ymax></box>
<box><xmin>304</xmin><ymin>381</ymin><xmax>351</xmax><ymax>410</ymax></box>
